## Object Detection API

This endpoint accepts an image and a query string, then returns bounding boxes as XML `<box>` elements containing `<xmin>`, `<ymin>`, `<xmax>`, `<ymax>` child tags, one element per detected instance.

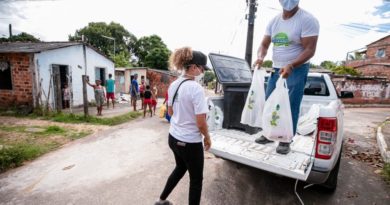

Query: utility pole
<box><xmin>101</xmin><ymin>35</ymin><xmax>116</xmax><ymax>59</ymax></box>
<box><xmin>245</xmin><ymin>0</ymin><xmax>258</xmax><ymax>66</ymax></box>
<box><xmin>82</xmin><ymin>35</ymin><xmax>89</xmax><ymax>116</ymax></box>
<box><xmin>9</xmin><ymin>24</ymin><xmax>12</xmax><ymax>38</ymax></box>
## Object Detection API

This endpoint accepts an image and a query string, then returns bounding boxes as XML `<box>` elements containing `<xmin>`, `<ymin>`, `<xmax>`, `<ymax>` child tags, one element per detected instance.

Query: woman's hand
<box><xmin>204</xmin><ymin>136</ymin><xmax>211</xmax><ymax>151</ymax></box>
<box><xmin>279</xmin><ymin>64</ymin><xmax>293</xmax><ymax>78</ymax></box>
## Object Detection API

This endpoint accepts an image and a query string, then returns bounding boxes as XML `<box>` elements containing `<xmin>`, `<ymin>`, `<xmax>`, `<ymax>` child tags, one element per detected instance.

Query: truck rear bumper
<box><xmin>307</xmin><ymin>168</ymin><xmax>331</xmax><ymax>184</ymax></box>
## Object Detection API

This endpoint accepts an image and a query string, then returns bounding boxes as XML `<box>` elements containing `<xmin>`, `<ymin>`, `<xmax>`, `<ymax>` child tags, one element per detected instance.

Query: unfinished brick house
<box><xmin>345</xmin><ymin>35</ymin><xmax>390</xmax><ymax>79</ymax></box>
<box><xmin>0</xmin><ymin>42</ymin><xmax>114</xmax><ymax>110</ymax></box>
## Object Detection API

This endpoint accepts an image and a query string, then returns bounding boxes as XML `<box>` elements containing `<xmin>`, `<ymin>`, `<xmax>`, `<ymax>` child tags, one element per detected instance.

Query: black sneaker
<box><xmin>154</xmin><ymin>200</ymin><xmax>173</xmax><ymax>205</ymax></box>
<box><xmin>255</xmin><ymin>135</ymin><xmax>273</xmax><ymax>144</ymax></box>
<box><xmin>276</xmin><ymin>142</ymin><xmax>291</xmax><ymax>155</ymax></box>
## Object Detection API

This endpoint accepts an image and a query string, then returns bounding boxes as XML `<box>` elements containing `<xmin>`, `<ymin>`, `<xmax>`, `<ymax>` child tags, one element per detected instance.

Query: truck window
<box><xmin>304</xmin><ymin>77</ymin><xmax>330</xmax><ymax>96</ymax></box>
<box><xmin>264</xmin><ymin>76</ymin><xmax>329</xmax><ymax>96</ymax></box>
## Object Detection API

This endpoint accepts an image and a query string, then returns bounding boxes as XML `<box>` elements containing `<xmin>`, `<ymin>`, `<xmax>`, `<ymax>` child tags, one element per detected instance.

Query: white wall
<box><xmin>34</xmin><ymin>45</ymin><xmax>114</xmax><ymax>108</ymax></box>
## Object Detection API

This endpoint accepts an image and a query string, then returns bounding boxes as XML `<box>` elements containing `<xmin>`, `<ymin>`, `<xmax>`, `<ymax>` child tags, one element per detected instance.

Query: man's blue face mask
<box><xmin>279</xmin><ymin>0</ymin><xmax>299</xmax><ymax>11</ymax></box>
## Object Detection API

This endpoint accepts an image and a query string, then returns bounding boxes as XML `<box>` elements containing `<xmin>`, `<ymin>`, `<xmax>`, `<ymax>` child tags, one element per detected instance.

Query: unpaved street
<box><xmin>0</xmin><ymin>108</ymin><xmax>389</xmax><ymax>205</ymax></box>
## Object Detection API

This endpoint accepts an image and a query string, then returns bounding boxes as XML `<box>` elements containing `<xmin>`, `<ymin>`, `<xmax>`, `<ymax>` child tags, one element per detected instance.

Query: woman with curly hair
<box><xmin>155</xmin><ymin>47</ymin><xmax>212</xmax><ymax>205</ymax></box>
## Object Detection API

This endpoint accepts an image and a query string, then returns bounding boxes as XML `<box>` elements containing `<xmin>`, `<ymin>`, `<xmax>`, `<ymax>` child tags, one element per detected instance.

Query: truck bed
<box><xmin>210</xmin><ymin>129</ymin><xmax>315</xmax><ymax>181</ymax></box>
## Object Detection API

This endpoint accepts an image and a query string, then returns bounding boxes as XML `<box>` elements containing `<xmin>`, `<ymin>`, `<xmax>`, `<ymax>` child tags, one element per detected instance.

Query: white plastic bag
<box><xmin>207</xmin><ymin>101</ymin><xmax>224</xmax><ymax>131</ymax></box>
<box><xmin>261</xmin><ymin>77</ymin><xmax>293</xmax><ymax>142</ymax></box>
<box><xmin>240</xmin><ymin>68</ymin><xmax>266</xmax><ymax>127</ymax></box>
<box><xmin>297</xmin><ymin>104</ymin><xmax>321</xmax><ymax>136</ymax></box>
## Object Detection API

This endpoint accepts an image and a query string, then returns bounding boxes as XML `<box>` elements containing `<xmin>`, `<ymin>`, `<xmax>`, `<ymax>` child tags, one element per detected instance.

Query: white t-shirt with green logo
<box><xmin>265</xmin><ymin>9</ymin><xmax>319</xmax><ymax>68</ymax></box>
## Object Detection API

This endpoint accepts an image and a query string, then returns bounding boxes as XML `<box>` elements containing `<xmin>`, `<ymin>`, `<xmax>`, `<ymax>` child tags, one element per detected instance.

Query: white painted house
<box><xmin>0</xmin><ymin>42</ymin><xmax>114</xmax><ymax>110</ymax></box>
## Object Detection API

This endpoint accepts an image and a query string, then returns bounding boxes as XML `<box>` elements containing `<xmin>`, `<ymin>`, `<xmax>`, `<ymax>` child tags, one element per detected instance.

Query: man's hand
<box><xmin>204</xmin><ymin>136</ymin><xmax>211</xmax><ymax>151</ymax></box>
<box><xmin>253</xmin><ymin>58</ymin><xmax>264</xmax><ymax>69</ymax></box>
<box><xmin>279</xmin><ymin>64</ymin><xmax>293</xmax><ymax>78</ymax></box>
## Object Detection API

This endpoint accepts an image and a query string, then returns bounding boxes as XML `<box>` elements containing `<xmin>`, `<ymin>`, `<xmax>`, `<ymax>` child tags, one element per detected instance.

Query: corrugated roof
<box><xmin>0</xmin><ymin>42</ymin><xmax>82</xmax><ymax>53</ymax></box>
<box><xmin>0</xmin><ymin>41</ymin><xmax>114</xmax><ymax>63</ymax></box>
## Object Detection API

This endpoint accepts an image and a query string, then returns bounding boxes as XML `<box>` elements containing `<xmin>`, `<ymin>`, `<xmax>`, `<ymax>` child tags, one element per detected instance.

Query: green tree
<box><xmin>331</xmin><ymin>65</ymin><xmax>361</xmax><ymax>76</ymax></box>
<box><xmin>309</xmin><ymin>63</ymin><xmax>318</xmax><ymax>68</ymax></box>
<box><xmin>112</xmin><ymin>51</ymin><xmax>131</xmax><ymax>67</ymax></box>
<box><xmin>320</xmin><ymin>60</ymin><xmax>337</xmax><ymax>69</ymax></box>
<box><xmin>0</xmin><ymin>32</ymin><xmax>40</xmax><ymax>42</ymax></box>
<box><xmin>133</xmin><ymin>35</ymin><xmax>170</xmax><ymax>69</ymax></box>
<box><xmin>204</xmin><ymin>71</ymin><xmax>215</xmax><ymax>84</ymax></box>
<box><xmin>69</xmin><ymin>22</ymin><xmax>137</xmax><ymax>66</ymax></box>
<box><xmin>144</xmin><ymin>47</ymin><xmax>170</xmax><ymax>70</ymax></box>
<box><xmin>262</xmin><ymin>60</ymin><xmax>273</xmax><ymax>68</ymax></box>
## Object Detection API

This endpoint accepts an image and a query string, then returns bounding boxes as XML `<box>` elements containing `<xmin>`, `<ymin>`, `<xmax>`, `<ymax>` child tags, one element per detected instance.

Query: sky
<box><xmin>0</xmin><ymin>0</ymin><xmax>389</xmax><ymax>65</ymax></box>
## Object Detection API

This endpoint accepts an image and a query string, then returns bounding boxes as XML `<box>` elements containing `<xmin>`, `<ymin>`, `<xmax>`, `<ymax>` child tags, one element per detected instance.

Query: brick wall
<box><xmin>345</xmin><ymin>36</ymin><xmax>390</xmax><ymax>79</ymax></box>
<box><xmin>146</xmin><ymin>69</ymin><xmax>178</xmax><ymax>98</ymax></box>
<box><xmin>355</xmin><ymin>64</ymin><xmax>390</xmax><ymax>79</ymax></box>
<box><xmin>0</xmin><ymin>53</ymin><xmax>34</xmax><ymax>107</ymax></box>
<box><xmin>332</xmin><ymin>75</ymin><xmax>390</xmax><ymax>104</ymax></box>
<box><xmin>366</xmin><ymin>35</ymin><xmax>390</xmax><ymax>59</ymax></box>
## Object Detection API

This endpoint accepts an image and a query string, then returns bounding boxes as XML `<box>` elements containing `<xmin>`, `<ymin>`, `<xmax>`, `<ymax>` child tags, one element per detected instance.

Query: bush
<box><xmin>0</xmin><ymin>144</ymin><xmax>44</xmax><ymax>172</ymax></box>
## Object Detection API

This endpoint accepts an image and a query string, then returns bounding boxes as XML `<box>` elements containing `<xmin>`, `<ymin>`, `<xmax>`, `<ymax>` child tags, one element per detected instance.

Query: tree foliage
<box><xmin>144</xmin><ymin>47</ymin><xmax>170</xmax><ymax>70</ymax></box>
<box><xmin>204</xmin><ymin>71</ymin><xmax>216</xmax><ymax>84</ymax></box>
<box><xmin>0</xmin><ymin>32</ymin><xmax>40</xmax><ymax>42</ymax></box>
<box><xmin>69</xmin><ymin>22</ymin><xmax>137</xmax><ymax>66</ymax></box>
<box><xmin>112</xmin><ymin>51</ymin><xmax>131</xmax><ymax>68</ymax></box>
<box><xmin>331</xmin><ymin>65</ymin><xmax>361</xmax><ymax>76</ymax></box>
<box><xmin>320</xmin><ymin>60</ymin><xmax>337</xmax><ymax>69</ymax></box>
<box><xmin>262</xmin><ymin>60</ymin><xmax>273</xmax><ymax>68</ymax></box>
<box><xmin>133</xmin><ymin>35</ymin><xmax>170</xmax><ymax>69</ymax></box>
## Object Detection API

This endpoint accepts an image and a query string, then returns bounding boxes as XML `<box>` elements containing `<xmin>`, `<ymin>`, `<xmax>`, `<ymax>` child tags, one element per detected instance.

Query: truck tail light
<box><xmin>315</xmin><ymin>117</ymin><xmax>337</xmax><ymax>159</ymax></box>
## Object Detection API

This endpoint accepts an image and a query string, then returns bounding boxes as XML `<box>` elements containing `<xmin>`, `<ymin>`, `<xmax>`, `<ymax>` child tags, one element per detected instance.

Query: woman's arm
<box><xmin>196</xmin><ymin>113</ymin><xmax>211</xmax><ymax>151</ymax></box>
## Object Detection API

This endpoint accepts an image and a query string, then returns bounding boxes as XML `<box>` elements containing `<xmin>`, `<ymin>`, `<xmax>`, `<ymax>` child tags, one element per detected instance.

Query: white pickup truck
<box><xmin>206</xmin><ymin>53</ymin><xmax>354</xmax><ymax>191</ymax></box>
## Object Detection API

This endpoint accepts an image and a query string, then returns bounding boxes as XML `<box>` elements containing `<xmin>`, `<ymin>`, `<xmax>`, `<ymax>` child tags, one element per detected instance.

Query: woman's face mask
<box><xmin>194</xmin><ymin>68</ymin><xmax>204</xmax><ymax>84</ymax></box>
<box><xmin>185</xmin><ymin>66</ymin><xmax>204</xmax><ymax>84</ymax></box>
<box><xmin>279</xmin><ymin>0</ymin><xmax>299</xmax><ymax>11</ymax></box>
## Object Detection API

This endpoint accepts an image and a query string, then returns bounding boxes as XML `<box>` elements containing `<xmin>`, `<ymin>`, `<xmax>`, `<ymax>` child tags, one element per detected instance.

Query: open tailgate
<box><xmin>210</xmin><ymin>129</ymin><xmax>315</xmax><ymax>181</ymax></box>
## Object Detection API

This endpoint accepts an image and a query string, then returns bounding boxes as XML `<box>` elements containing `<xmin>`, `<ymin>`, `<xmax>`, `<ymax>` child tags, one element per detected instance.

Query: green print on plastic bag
<box><xmin>270</xmin><ymin>104</ymin><xmax>280</xmax><ymax>126</ymax></box>
<box><xmin>247</xmin><ymin>90</ymin><xmax>255</xmax><ymax>110</ymax></box>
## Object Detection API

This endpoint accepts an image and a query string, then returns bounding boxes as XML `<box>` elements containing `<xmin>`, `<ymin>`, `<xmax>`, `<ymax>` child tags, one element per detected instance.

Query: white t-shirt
<box><xmin>265</xmin><ymin>9</ymin><xmax>320</xmax><ymax>68</ymax></box>
<box><xmin>168</xmin><ymin>77</ymin><xmax>209</xmax><ymax>143</ymax></box>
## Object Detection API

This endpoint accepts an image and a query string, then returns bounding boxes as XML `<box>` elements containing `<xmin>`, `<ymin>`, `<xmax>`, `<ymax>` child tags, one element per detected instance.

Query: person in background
<box><xmin>151</xmin><ymin>85</ymin><xmax>158</xmax><ymax>115</ymax></box>
<box><xmin>87</xmin><ymin>78</ymin><xmax>106</xmax><ymax>116</ymax></box>
<box><xmin>143</xmin><ymin>85</ymin><xmax>154</xmax><ymax>117</ymax></box>
<box><xmin>155</xmin><ymin>47</ymin><xmax>211</xmax><ymax>205</ymax></box>
<box><xmin>62</xmin><ymin>84</ymin><xmax>70</xmax><ymax>109</ymax></box>
<box><xmin>253</xmin><ymin>0</ymin><xmax>319</xmax><ymax>154</ymax></box>
<box><xmin>163</xmin><ymin>90</ymin><xmax>170</xmax><ymax>121</ymax></box>
<box><xmin>130</xmin><ymin>74</ymin><xmax>139</xmax><ymax>111</ymax></box>
<box><xmin>139</xmin><ymin>76</ymin><xmax>146</xmax><ymax>110</ymax></box>
<box><xmin>105</xmin><ymin>73</ymin><xmax>115</xmax><ymax>109</ymax></box>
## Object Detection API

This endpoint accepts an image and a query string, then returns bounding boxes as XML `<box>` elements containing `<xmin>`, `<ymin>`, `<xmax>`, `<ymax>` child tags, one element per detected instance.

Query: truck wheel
<box><xmin>319</xmin><ymin>151</ymin><xmax>341</xmax><ymax>192</ymax></box>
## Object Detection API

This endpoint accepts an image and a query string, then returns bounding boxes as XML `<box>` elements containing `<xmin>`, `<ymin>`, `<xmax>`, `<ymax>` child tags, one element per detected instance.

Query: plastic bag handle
<box><xmin>276</xmin><ymin>76</ymin><xmax>287</xmax><ymax>88</ymax></box>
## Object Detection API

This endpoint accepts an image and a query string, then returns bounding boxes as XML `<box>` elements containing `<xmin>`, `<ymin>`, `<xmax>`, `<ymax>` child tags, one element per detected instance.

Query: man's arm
<box><xmin>280</xmin><ymin>36</ymin><xmax>318</xmax><ymax>78</ymax></box>
<box><xmin>196</xmin><ymin>113</ymin><xmax>211</xmax><ymax>151</ymax></box>
<box><xmin>254</xmin><ymin>35</ymin><xmax>271</xmax><ymax>68</ymax></box>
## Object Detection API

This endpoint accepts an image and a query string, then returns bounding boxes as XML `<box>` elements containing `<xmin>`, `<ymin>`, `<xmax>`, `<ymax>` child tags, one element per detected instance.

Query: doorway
<box><xmin>95</xmin><ymin>67</ymin><xmax>106</xmax><ymax>86</ymax></box>
<box><xmin>52</xmin><ymin>64</ymin><xmax>69</xmax><ymax>111</ymax></box>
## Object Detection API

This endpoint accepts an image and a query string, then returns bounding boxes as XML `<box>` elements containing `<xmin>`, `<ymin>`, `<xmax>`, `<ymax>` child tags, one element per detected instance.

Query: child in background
<box><xmin>63</xmin><ymin>84</ymin><xmax>70</xmax><ymax>109</ymax></box>
<box><xmin>143</xmin><ymin>85</ymin><xmax>154</xmax><ymax>117</ymax></box>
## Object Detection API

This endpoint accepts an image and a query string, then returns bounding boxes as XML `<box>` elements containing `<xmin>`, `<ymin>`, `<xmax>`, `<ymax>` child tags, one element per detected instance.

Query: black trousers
<box><xmin>160</xmin><ymin>134</ymin><xmax>204</xmax><ymax>205</ymax></box>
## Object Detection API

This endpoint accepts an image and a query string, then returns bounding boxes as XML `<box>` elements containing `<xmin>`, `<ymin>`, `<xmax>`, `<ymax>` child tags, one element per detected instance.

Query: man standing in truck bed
<box><xmin>254</xmin><ymin>0</ymin><xmax>319</xmax><ymax>154</ymax></box>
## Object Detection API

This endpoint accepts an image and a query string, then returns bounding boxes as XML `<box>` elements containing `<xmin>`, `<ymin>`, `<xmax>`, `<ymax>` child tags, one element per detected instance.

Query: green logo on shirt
<box><xmin>273</xmin><ymin>33</ymin><xmax>289</xmax><ymax>47</ymax></box>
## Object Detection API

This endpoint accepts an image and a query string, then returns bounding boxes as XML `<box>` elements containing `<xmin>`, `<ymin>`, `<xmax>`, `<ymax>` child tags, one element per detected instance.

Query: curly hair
<box><xmin>169</xmin><ymin>47</ymin><xmax>193</xmax><ymax>71</ymax></box>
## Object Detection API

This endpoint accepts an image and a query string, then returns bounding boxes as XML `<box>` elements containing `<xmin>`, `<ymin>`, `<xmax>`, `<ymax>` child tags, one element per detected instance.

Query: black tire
<box><xmin>318</xmin><ymin>151</ymin><xmax>341</xmax><ymax>192</ymax></box>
